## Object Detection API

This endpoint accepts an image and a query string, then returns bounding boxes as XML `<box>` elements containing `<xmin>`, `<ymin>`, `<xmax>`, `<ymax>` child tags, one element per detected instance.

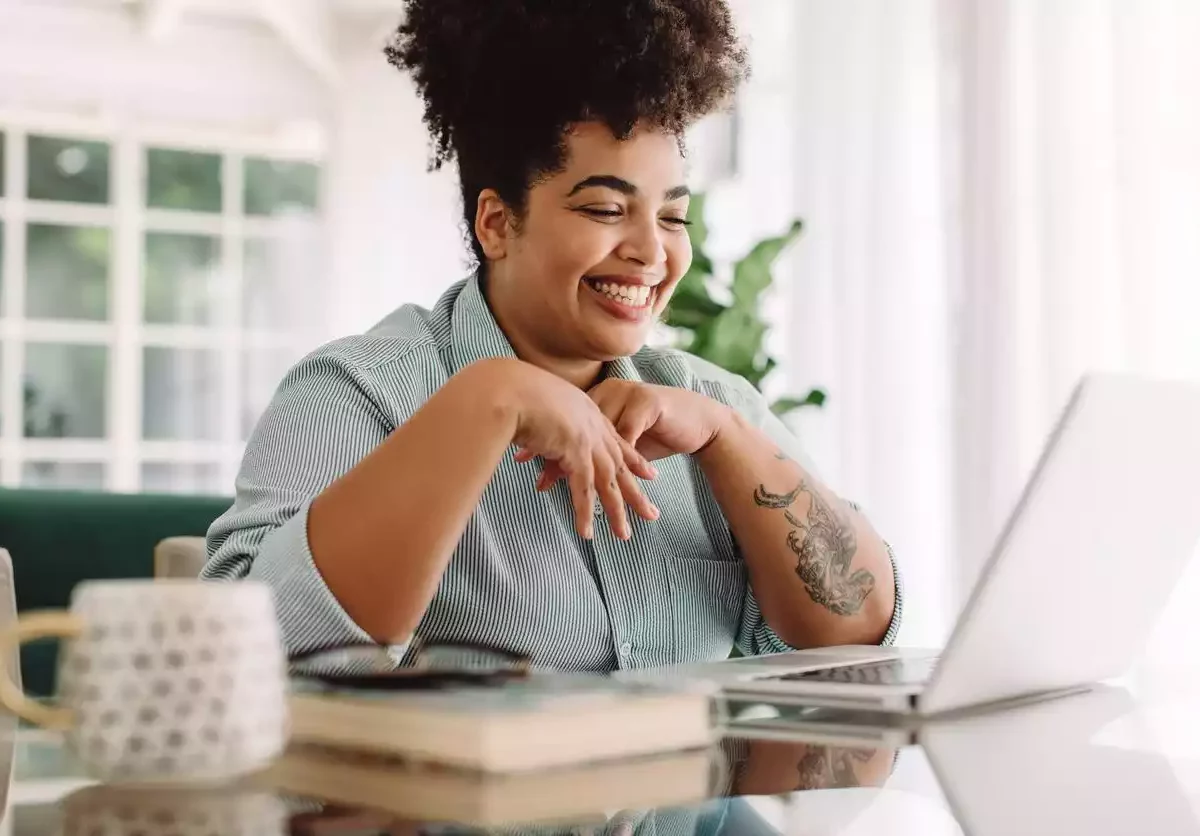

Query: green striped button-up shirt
<box><xmin>202</xmin><ymin>272</ymin><xmax>903</xmax><ymax>669</ymax></box>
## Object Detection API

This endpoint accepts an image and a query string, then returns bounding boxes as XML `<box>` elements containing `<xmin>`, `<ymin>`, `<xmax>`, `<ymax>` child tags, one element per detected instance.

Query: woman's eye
<box><xmin>661</xmin><ymin>216</ymin><xmax>692</xmax><ymax>228</ymax></box>
<box><xmin>580</xmin><ymin>207</ymin><xmax>623</xmax><ymax>219</ymax></box>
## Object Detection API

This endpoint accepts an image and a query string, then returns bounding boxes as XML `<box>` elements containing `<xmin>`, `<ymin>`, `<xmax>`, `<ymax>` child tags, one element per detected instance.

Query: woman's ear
<box><xmin>474</xmin><ymin>189</ymin><xmax>512</xmax><ymax>260</ymax></box>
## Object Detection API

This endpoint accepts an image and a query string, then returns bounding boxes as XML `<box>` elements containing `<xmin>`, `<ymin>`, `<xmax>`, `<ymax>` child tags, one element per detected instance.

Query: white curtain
<box><xmin>774</xmin><ymin>0</ymin><xmax>1200</xmax><ymax>651</ymax></box>
<box><xmin>949</xmin><ymin>0</ymin><xmax>1200</xmax><ymax>671</ymax></box>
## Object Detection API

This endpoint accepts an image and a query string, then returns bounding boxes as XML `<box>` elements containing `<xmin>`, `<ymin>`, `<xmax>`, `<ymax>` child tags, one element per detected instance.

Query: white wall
<box><xmin>0</xmin><ymin>1</ymin><xmax>329</xmax><ymax>132</ymax></box>
<box><xmin>322</xmin><ymin>21</ymin><xmax>463</xmax><ymax>338</ymax></box>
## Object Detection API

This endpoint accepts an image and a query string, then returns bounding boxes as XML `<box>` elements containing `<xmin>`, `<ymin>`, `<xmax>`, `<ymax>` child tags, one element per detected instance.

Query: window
<box><xmin>0</xmin><ymin>121</ymin><xmax>324</xmax><ymax>494</ymax></box>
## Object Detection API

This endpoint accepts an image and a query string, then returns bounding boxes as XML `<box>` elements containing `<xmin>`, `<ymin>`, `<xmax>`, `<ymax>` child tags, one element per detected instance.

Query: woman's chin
<box><xmin>585</xmin><ymin>331</ymin><xmax>650</xmax><ymax>360</ymax></box>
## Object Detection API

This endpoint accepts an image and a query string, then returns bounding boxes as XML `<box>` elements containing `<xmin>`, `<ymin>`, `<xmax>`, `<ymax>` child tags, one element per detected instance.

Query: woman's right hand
<box><xmin>482</xmin><ymin>358</ymin><xmax>660</xmax><ymax>541</ymax></box>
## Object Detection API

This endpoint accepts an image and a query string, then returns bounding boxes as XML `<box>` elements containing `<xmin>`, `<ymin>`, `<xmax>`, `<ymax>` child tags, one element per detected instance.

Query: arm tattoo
<box><xmin>796</xmin><ymin>747</ymin><xmax>876</xmax><ymax>790</ymax></box>
<box><xmin>753</xmin><ymin>479</ymin><xmax>876</xmax><ymax>615</ymax></box>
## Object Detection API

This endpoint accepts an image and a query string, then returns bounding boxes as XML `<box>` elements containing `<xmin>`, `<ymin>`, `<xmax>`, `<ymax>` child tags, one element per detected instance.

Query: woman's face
<box><xmin>481</xmin><ymin>122</ymin><xmax>692</xmax><ymax>362</ymax></box>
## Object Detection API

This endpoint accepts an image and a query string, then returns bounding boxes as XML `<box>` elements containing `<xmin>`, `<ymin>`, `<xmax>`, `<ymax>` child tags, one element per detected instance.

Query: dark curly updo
<box><xmin>385</xmin><ymin>0</ymin><xmax>749</xmax><ymax>264</ymax></box>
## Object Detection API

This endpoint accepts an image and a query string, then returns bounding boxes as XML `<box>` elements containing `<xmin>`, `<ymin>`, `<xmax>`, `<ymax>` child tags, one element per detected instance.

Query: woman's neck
<box><xmin>481</xmin><ymin>269</ymin><xmax>604</xmax><ymax>390</ymax></box>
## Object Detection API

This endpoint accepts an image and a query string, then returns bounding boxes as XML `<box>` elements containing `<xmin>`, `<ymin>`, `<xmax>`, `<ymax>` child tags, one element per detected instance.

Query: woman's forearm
<box><xmin>307</xmin><ymin>358</ymin><xmax>522</xmax><ymax>644</ymax></box>
<box><xmin>696</xmin><ymin>409</ymin><xmax>896</xmax><ymax>647</ymax></box>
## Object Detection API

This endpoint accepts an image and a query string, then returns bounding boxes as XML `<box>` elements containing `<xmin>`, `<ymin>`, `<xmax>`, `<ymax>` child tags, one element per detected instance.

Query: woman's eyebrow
<box><xmin>567</xmin><ymin>175</ymin><xmax>692</xmax><ymax>202</ymax></box>
<box><xmin>568</xmin><ymin>175</ymin><xmax>637</xmax><ymax>196</ymax></box>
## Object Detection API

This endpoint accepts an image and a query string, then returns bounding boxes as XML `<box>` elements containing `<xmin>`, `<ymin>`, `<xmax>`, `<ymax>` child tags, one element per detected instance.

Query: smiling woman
<box><xmin>201</xmin><ymin>0</ymin><xmax>902</xmax><ymax>671</ymax></box>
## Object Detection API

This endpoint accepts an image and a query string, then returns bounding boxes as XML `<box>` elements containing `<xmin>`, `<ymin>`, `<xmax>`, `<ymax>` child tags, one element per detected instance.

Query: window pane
<box><xmin>23</xmin><ymin>343</ymin><xmax>108</xmax><ymax>439</ymax></box>
<box><xmin>26</xmin><ymin>224</ymin><xmax>110</xmax><ymax>321</ymax></box>
<box><xmin>146</xmin><ymin>148</ymin><xmax>222</xmax><ymax>212</ymax></box>
<box><xmin>21</xmin><ymin>462</ymin><xmax>106</xmax><ymax>491</ymax></box>
<box><xmin>142</xmin><ymin>347</ymin><xmax>221</xmax><ymax>440</ymax></box>
<box><xmin>143</xmin><ymin>232</ymin><xmax>219</xmax><ymax>325</ymax></box>
<box><xmin>141</xmin><ymin>462</ymin><xmax>223</xmax><ymax>495</ymax></box>
<box><xmin>27</xmin><ymin>135</ymin><xmax>110</xmax><ymax>204</ymax></box>
<box><xmin>243</xmin><ymin>235</ymin><xmax>323</xmax><ymax>332</ymax></box>
<box><xmin>243</xmin><ymin>158</ymin><xmax>319</xmax><ymax>216</ymax></box>
<box><xmin>241</xmin><ymin>348</ymin><xmax>296</xmax><ymax>440</ymax></box>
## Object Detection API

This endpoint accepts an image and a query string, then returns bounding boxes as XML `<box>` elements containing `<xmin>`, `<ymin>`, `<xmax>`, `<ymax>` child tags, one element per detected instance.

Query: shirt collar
<box><xmin>448</xmin><ymin>269</ymin><xmax>645</xmax><ymax>385</ymax></box>
<box><xmin>600</xmin><ymin>353</ymin><xmax>642</xmax><ymax>383</ymax></box>
<box><xmin>448</xmin><ymin>270</ymin><xmax>520</xmax><ymax>374</ymax></box>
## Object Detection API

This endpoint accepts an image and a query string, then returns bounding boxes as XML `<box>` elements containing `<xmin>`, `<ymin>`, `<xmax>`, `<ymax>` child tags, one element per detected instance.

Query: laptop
<box><xmin>618</xmin><ymin>372</ymin><xmax>1200</xmax><ymax>716</ymax></box>
<box><xmin>727</xmin><ymin>685</ymin><xmax>1199</xmax><ymax>836</ymax></box>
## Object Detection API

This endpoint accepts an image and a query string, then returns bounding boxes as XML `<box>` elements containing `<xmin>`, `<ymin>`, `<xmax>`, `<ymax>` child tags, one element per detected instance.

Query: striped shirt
<box><xmin>202</xmin><ymin>272</ymin><xmax>903</xmax><ymax>669</ymax></box>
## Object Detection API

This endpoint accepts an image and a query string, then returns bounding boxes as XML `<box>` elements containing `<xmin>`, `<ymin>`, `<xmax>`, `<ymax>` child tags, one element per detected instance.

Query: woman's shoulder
<box><xmin>631</xmin><ymin>345</ymin><xmax>761</xmax><ymax>403</ymax></box>
<box><xmin>297</xmin><ymin>285</ymin><xmax>461</xmax><ymax>377</ymax></box>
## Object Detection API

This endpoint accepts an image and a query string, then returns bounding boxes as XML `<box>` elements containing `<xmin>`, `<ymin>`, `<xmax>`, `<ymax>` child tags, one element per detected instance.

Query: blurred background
<box><xmin>1</xmin><ymin>0</ymin><xmax>1198</xmax><ymax>652</ymax></box>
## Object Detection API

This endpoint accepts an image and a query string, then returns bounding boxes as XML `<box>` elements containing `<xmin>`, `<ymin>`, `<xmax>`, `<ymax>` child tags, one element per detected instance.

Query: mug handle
<box><xmin>0</xmin><ymin>610</ymin><xmax>84</xmax><ymax>729</ymax></box>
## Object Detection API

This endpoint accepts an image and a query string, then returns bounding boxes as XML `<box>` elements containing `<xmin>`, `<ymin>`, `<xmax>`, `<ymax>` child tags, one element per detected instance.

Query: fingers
<box><xmin>613</xmin><ymin>401</ymin><xmax>657</xmax><ymax>448</ymax></box>
<box><xmin>620</xmin><ymin>437</ymin><xmax>659</xmax><ymax>482</ymax></box>
<box><xmin>536</xmin><ymin>461</ymin><xmax>566</xmax><ymax>492</ymax></box>
<box><xmin>594</xmin><ymin>452</ymin><xmax>630</xmax><ymax>541</ymax></box>
<box><xmin>615</xmin><ymin>452</ymin><xmax>660</xmax><ymax>524</ymax></box>
<box><xmin>566</xmin><ymin>457</ymin><xmax>596</xmax><ymax>540</ymax></box>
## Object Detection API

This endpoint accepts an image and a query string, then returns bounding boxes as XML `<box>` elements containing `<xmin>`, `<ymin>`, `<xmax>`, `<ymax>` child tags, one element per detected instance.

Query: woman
<box><xmin>203</xmin><ymin>0</ymin><xmax>902</xmax><ymax>670</ymax></box>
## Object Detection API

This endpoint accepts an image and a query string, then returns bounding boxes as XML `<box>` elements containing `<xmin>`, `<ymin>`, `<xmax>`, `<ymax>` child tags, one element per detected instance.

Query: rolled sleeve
<box><xmin>244</xmin><ymin>500</ymin><xmax>382</xmax><ymax>657</ymax></box>
<box><xmin>201</xmin><ymin>339</ymin><xmax>424</xmax><ymax>665</ymax></box>
<box><xmin>878</xmin><ymin>541</ymin><xmax>904</xmax><ymax>646</ymax></box>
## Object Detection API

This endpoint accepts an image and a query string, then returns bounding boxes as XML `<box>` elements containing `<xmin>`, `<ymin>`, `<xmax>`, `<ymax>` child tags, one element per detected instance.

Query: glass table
<box><xmin>3</xmin><ymin>666</ymin><xmax>1200</xmax><ymax>835</ymax></box>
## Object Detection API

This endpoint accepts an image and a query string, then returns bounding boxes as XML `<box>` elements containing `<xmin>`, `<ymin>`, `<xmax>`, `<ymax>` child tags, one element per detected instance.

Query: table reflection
<box><xmin>8</xmin><ymin>681</ymin><xmax>1200</xmax><ymax>836</ymax></box>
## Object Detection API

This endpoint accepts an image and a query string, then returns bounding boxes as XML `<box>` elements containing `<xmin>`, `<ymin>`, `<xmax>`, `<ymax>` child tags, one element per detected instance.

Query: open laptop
<box><xmin>619</xmin><ymin>372</ymin><xmax>1200</xmax><ymax>716</ymax></box>
<box><xmin>727</xmin><ymin>684</ymin><xmax>1200</xmax><ymax>836</ymax></box>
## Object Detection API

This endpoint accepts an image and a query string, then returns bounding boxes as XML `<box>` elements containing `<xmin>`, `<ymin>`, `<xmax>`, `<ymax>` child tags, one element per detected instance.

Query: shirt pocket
<box><xmin>666</xmin><ymin>555</ymin><xmax>746</xmax><ymax>663</ymax></box>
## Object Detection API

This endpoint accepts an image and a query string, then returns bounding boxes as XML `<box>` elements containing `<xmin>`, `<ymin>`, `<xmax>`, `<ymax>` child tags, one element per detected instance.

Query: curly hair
<box><xmin>385</xmin><ymin>0</ymin><xmax>749</xmax><ymax>264</ymax></box>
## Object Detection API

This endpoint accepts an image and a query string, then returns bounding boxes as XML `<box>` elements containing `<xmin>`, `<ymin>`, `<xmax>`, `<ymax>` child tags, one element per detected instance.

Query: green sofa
<box><xmin>0</xmin><ymin>488</ymin><xmax>232</xmax><ymax>697</ymax></box>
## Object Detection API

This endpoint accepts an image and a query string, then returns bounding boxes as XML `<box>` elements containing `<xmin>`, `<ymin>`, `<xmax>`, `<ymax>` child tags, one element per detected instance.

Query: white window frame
<box><xmin>0</xmin><ymin>108</ymin><xmax>324</xmax><ymax>493</ymax></box>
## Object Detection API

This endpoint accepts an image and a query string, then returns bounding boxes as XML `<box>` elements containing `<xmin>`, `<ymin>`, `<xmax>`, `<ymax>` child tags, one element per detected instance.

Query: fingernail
<box><xmin>648</xmin><ymin>464</ymin><xmax>658</xmax><ymax>478</ymax></box>
<box><xmin>649</xmin><ymin>505</ymin><xmax>660</xmax><ymax>519</ymax></box>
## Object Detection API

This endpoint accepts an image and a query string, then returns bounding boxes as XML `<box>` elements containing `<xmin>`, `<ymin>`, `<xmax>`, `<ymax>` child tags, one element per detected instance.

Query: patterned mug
<box><xmin>0</xmin><ymin>578</ymin><xmax>289</xmax><ymax>784</ymax></box>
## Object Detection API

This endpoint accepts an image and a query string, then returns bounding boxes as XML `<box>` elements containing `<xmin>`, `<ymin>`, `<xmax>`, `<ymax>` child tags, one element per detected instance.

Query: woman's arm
<box><xmin>210</xmin><ymin>352</ymin><xmax>657</xmax><ymax>653</ymax></box>
<box><xmin>696</xmin><ymin>408</ymin><xmax>897</xmax><ymax>648</ymax></box>
<box><xmin>306</xmin><ymin>358</ymin><xmax>520</xmax><ymax>644</ymax></box>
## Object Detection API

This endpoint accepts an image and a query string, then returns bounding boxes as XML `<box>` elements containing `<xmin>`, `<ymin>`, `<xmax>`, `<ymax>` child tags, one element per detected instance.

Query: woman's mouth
<box><xmin>583</xmin><ymin>277</ymin><xmax>655</xmax><ymax>310</ymax></box>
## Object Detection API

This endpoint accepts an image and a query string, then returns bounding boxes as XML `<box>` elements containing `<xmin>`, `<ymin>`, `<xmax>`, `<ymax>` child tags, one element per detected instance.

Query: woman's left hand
<box><xmin>517</xmin><ymin>380</ymin><xmax>731</xmax><ymax>491</ymax></box>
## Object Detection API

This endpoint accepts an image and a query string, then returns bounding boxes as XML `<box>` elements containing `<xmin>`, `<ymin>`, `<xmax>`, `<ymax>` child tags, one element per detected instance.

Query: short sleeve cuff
<box><xmin>878</xmin><ymin>541</ymin><xmax>904</xmax><ymax>646</ymax></box>
<box><xmin>247</xmin><ymin>499</ymin><xmax>411</xmax><ymax>661</ymax></box>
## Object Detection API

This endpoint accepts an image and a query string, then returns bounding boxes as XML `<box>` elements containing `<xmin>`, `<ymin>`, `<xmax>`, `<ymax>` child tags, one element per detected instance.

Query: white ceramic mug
<box><xmin>0</xmin><ymin>579</ymin><xmax>289</xmax><ymax>784</ymax></box>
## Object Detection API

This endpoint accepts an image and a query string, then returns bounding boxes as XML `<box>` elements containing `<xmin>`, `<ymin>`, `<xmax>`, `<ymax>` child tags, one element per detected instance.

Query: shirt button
<box><xmin>619</xmin><ymin>642</ymin><xmax>632</xmax><ymax>657</ymax></box>
<box><xmin>594</xmin><ymin>498</ymin><xmax>604</xmax><ymax>515</ymax></box>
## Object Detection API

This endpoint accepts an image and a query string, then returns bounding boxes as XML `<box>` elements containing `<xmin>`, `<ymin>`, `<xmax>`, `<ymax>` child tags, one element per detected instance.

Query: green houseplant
<box><xmin>664</xmin><ymin>193</ymin><xmax>826</xmax><ymax>416</ymax></box>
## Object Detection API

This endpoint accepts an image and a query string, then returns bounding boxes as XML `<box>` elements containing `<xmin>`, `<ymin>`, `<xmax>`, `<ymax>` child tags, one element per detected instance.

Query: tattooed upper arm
<box><xmin>753</xmin><ymin>480</ymin><xmax>876</xmax><ymax>616</ymax></box>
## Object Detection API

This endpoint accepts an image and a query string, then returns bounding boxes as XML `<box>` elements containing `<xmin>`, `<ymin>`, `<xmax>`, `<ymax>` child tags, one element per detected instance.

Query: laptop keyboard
<box><xmin>768</xmin><ymin>657</ymin><xmax>939</xmax><ymax>686</ymax></box>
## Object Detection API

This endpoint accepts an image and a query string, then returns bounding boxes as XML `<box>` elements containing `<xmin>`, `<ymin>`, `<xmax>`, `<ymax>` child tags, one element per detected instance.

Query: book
<box><xmin>259</xmin><ymin>742</ymin><xmax>717</xmax><ymax>829</ymax></box>
<box><xmin>285</xmin><ymin>674</ymin><xmax>717</xmax><ymax>773</ymax></box>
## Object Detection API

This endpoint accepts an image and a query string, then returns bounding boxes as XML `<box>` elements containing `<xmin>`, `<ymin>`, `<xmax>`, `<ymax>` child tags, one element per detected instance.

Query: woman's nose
<box><xmin>617</xmin><ymin>219</ymin><xmax>667</xmax><ymax>267</ymax></box>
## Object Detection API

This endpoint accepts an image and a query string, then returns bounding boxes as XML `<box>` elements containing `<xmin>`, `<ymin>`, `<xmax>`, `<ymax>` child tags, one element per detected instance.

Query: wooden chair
<box><xmin>153</xmin><ymin>537</ymin><xmax>208</xmax><ymax>580</ymax></box>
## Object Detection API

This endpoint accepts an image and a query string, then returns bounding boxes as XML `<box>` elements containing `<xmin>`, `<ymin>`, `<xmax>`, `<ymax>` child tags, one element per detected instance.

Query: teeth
<box><xmin>592</xmin><ymin>281</ymin><xmax>651</xmax><ymax>307</ymax></box>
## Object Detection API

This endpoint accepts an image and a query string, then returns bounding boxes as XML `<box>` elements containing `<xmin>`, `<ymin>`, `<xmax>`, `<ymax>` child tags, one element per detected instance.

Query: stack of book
<box><xmin>257</xmin><ymin>673</ymin><xmax>722</xmax><ymax>828</ymax></box>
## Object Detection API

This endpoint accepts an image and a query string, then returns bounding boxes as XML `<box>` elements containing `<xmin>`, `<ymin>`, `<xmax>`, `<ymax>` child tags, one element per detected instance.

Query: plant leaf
<box><xmin>730</xmin><ymin>219</ymin><xmax>803</xmax><ymax>309</ymax></box>
<box><xmin>770</xmin><ymin>388</ymin><xmax>827</xmax><ymax>416</ymax></box>
<box><xmin>705</xmin><ymin>307</ymin><xmax>767</xmax><ymax>387</ymax></box>
<box><xmin>686</xmin><ymin>192</ymin><xmax>710</xmax><ymax>254</ymax></box>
